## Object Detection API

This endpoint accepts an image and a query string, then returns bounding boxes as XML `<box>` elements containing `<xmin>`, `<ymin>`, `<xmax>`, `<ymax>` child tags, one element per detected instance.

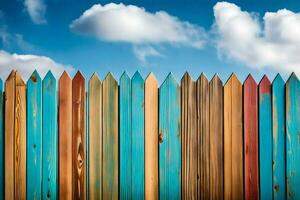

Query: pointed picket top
<box><xmin>60</xmin><ymin>71</ymin><xmax>71</xmax><ymax>81</ymax></box>
<box><xmin>197</xmin><ymin>72</ymin><xmax>209</xmax><ymax>83</ymax></box>
<box><xmin>43</xmin><ymin>70</ymin><xmax>55</xmax><ymax>81</ymax></box>
<box><xmin>181</xmin><ymin>72</ymin><xmax>193</xmax><ymax>82</ymax></box>
<box><xmin>15</xmin><ymin>71</ymin><xmax>25</xmax><ymax>86</ymax></box>
<box><xmin>104</xmin><ymin>72</ymin><xmax>118</xmax><ymax>86</ymax></box>
<box><xmin>273</xmin><ymin>73</ymin><xmax>285</xmax><ymax>85</ymax></box>
<box><xmin>6</xmin><ymin>70</ymin><xmax>16</xmax><ymax>82</ymax></box>
<box><xmin>73</xmin><ymin>70</ymin><xmax>85</xmax><ymax>82</ymax></box>
<box><xmin>28</xmin><ymin>70</ymin><xmax>41</xmax><ymax>84</ymax></box>
<box><xmin>120</xmin><ymin>71</ymin><xmax>130</xmax><ymax>82</ymax></box>
<box><xmin>210</xmin><ymin>73</ymin><xmax>222</xmax><ymax>85</ymax></box>
<box><xmin>259</xmin><ymin>75</ymin><xmax>271</xmax><ymax>94</ymax></box>
<box><xmin>161</xmin><ymin>72</ymin><xmax>178</xmax><ymax>88</ymax></box>
<box><xmin>132</xmin><ymin>71</ymin><xmax>144</xmax><ymax>82</ymax></box>
<box><xmin>145</xmin><ymin>72</ymin><xmax>158</xmax><ymax>85</ymax></box>
<box><xmin>244</xmin><ymin>74</ymin><xmax>257</xmax><ymax>86</ymax></box>
<box><xmin>259</xmin><ymin>75</ymin><xmax>271</xmax><ymax>86</ymax></box>
<box><xmin>286</xmin><ymin>72</ymin><xmax>299</xmax><ymax>84</ymax></box>
<box><xmin>89</xmin><ymin>72</ymin><xmax>101</xmax><ymax>85</ymax></box>
<box><xmin>224</xmin><ymin>73</ymin><xmax>241</xmax><ymax>86</ymax></box>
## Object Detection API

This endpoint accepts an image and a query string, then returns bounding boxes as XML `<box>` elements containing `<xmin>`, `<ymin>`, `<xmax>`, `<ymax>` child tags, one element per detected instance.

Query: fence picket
<box><xmin>286</xmin><ymin>73</ymin><xmax>300</xmax><ymax>199</ymax></box>
<box><xmin>88</xmin><ymin>73</ymin><xmax>102</xmax><ymax>199</ymax></box>
<box><xmin>0</xmin><ymin>78</ymin><xmax>3</xmax><ymax>198</ymax></box>
<box><xmin>244</xmin><ymin>75</ymin><xmax>259</xmax><ymax>200</ymax></box>
<box><xmin>103</xmin><ymin>73</ymin><xmax>118</xmax><ymax>199</ymax></box>
<box><xmin>27</xmin><ymin>70</ymin><xmax>42</xmax><ymax>199</ymax></box>
<box><xmin>272</xmin><ymin>74</ymin><xmax>286</xmax><ymax>200</ymax></box>
<box><xmin>59</xmin><ymin>71</ymin><xmax>72</xmax><ymax>199</ymax></box>
<box><xmin>42</xmin><ymin>71</ymin><xmax>57</xmax><ymax>200</ymax></box>
<box><xmin>159</xmin><ymin>73</ymin><xmax>181</xmax><ymax>199</ymax></box>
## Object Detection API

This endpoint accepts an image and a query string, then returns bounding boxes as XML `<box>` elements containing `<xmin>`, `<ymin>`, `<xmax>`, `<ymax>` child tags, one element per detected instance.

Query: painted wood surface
<box><xmin>244</xmin><ymin>75</ymin><xmax>259</xmax><ymax>200</ymax></box>
<box><xmin>72</xmin><ymin>72</ymin><xmax>86</xmax><ymax>200</ymax></box>
<box><xmin>286</xmin><ymin>73</ymin><xmax>300</xmax><ymax>200</ymax></box>
<box><xmin>224</xmin><ymin>74</ymin><xmax>243</xmax><ymax>200</ymax></box>
<box><xmin>145</xmin><ymin>73</ymin><xmax>158</xmax><ymax>200</ymax></box>
<box><xmin>181</xmin><ymin>73</ymin><xmax>197</xmax><ymax>200</ymax></box>
<box><xmin>59</xmin><ymin>71</ymin><xmax>72</xmax><ymax>200</ymax></box>
<box><xmin>88</xmin><ymin>73</ymin><xmax>102</xmax><ymax>199</ymax></box>
<box><xmin>5</xmin><ymin>71</ymin><xmax>15</xmax><ymax>200</ymax></box>
<box><xmin>119</xmin><ymin>72</ymin><xmax>132</xmax><ymax>199</ymax></box>
<box><xmin>159</xmin><ymin>73</ymin><xmax>181</xmax><ymax>200</ymax></box>
<box><xmin>27</xmin><ymin>70</ymin><xmax>42</xmax><ymax>199</ymax></box>
<box><xmin>209</xmin><ymin>75</ymin><xmax>223</xmax><ymax>200</ymax></box>
<box><xmin>132</xmin><ymin>72</ymin><xmax>145</xmax><ymax>199</ymax></box>
<box><xmin>0</xmin><ymin>78</ymin><xmax>3</xmax><ymax>198</ymax></box>
<box><xmin>272</xmin><ymin>74</ymin><xmax>286</xmax><ymax>200</ymax></box>
<box><xmin>103</xmin><ymin>73</ymin><xmax>118</xmax><ymax>199</ymax></box>
<box><xmin>197</xmin><ymin>73</ymin><xmax>210</xmax><ymax>200</ymax></box>
<box><xmin>42</xmin><ymin>71</ymin><xmax>57</xmax><ymax>200</ymax></box>
<box><xmin>259</xmin><ymin>76</ymin><xmax>272</xmax><ymax>200</ymax></box>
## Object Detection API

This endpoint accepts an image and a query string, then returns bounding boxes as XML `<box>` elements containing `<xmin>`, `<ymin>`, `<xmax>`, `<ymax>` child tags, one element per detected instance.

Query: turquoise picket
<box><xmin>258</xmin><ymin>76</ymin><xmax>272</xmax><ymax>199</ymax></box>
<box><xmin>120</xmin><ymin>72</ymin><xmax>132</xmax><ymax>199</ymax></box>
<box><xmin>0</xmin><ymin>78</ymin><xmax>3</xmax><ymax>197</ymax></box>
<box><xmin>286</xmin><ymin>73</ymin><xmax>300</xmax><ymax>200</ymax></box>
<box><xmin>131</xmin><ymin>72</ymin><xmax>145</xmax><ymax>199</ymax></box>
<box><xmin>27</xmin><ymin>70</ymin><xmax>42</xmax><ymax>199</ymax></box>
<box><xmin>42</xmin><ymin>71</ymin><xmax>57</xmax><ymax>200</ymax></box>
<box><xmin>272</xmin><ymin>74</ymin><xmax>286</xmax><ymax>200</ymax></box>
<box><xmin>159</xmin><ymin>73</ymin><xmax>181</xmax><ymax>199</ymax></box>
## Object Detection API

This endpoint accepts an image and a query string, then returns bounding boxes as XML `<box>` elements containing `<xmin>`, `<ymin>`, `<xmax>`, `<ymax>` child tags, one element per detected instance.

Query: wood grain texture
<box><xmin>42</xmin><ymin>71</ymin><xmax>58</xmax><ymax>200</ymax></box>
<box><xmin>286</xmin><ymin>73</ymin><xmax>300</xmax><ymax>200</ymax></box>
<box><xmin>103</xmin><ymin>73</ymin><xmax>118</xmax><ymax>199</ymax></box>
<box><xmin>159</xmin><ymin>73</ymin><xmax>181</xmax><ymax>200</ymax></box>
<box><xmin>27</xmin><ymin>70</ymin><xmax>42</xmax><ymax>200</ymax></box>
<box><xmin>0</xmin><ymin>78</ymin><xmax>3</xmax><ymax>198</ymax></box>
<box><xmin>131</xmin><ymin>72</ymin><xmax>145</xmax><ymax>199</ymax></box>
<box><xmin>224</xmin><ymin>74</ymin><xmax>243</xmax><ymax>200</ymax></box>
<box><xmin>272</xmin><ymin>74</ymin><xmax>286</xmax><ymax>200</ymax></box>
<box><xmin>181</xmin><ymin>73</ymin><xmax>197</xmax><ymax>200</ymax></box>
<box><xmin>14</xmin><ymin>72</ymin><xmax>26</xmax><ymax>199</ymax></box>
<box><xmin>145</xmin><ymin>73</ymin><xmax>158</xmax><ymax>200</ymax></box>
<box><xmin>119</xmin><ymin>72</ymin><xmax>132</xmax><ymax>199</ymax></box>
<box><xmin>259</xmin><ymin>76</ymin><xmax>272</xmax><ymax>200</ymax></box>
<box><xmin>244</xmin><ymin>75</ymin><xmax>259</xmax><ymax>200</ymax></box>
<box><xmin>59</xmin><ymin>71</ymin><xmax>72</xmax><ymax>200</ymax></box>
<box><xmin>72</xmin><ymin>71</ymin><xmax>86</xmax><ymax>200</ymax></box>
<box><xmin>88</xmin><ymin>73</ymin><xmax>102</xmax><ymax>199</ymax></box>
<box><xmin>197</xmin><ymin>73</ymin><xmax>210</xmax><ymax>200</ymax></box>
<box><xmin>209</xmin><ymin>75</ymin><xmax>223</xmax><ymax>200</ymax></box>
<box><xmin>5</xmin><ymin>71</ymin><xmax>16</xmax><ymax>200</ymax></box>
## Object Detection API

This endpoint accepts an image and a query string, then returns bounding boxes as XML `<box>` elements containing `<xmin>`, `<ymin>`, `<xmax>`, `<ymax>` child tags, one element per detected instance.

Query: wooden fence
<box><xmin>0</xmin><ymin>70</ymin><xmax>297</xmax><ymax>199</ymax></box>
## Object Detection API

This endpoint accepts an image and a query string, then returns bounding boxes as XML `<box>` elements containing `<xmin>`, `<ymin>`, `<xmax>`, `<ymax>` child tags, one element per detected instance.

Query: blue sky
<box><xmin>1</xmin><ymin>0</ymin><xmax>300</xmax><ymax>83</ymax></box>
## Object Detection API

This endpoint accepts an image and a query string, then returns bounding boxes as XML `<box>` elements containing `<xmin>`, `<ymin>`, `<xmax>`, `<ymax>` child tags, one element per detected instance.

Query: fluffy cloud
<box><xmin>133</xmin><ymin>45</ymin><xmax>163</xmax><ymax>63</ymax></box>
<box><xmin>24</xmin><ymin>0</ymin><xmax>47</xmax><ymax>24</ymax></box>
<box><xmin>70</xmin><ymin>3</ymin><xmax>206</xmax><ymax>61</ymax></box>
<box><xmin>0</xmin><ymin>50</ymin><xmax>73</xmax><ymax>80</ymax></box>
<box><xmin>213</xmin><ymin>2</ymin><xmax>300</xmax><ymax>73</ymax></box>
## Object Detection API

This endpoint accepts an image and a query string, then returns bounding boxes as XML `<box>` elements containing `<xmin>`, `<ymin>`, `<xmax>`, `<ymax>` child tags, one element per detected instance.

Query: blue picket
<box><xmin>258</xmin><ymin>76</ymin><xmax>272</xmax><ymax>199</ymax></box>
<box><xmin>272</xmin><ymin>74</ymin><xmax>286</xmax><ymax>200</ymax></box>
<box><xmin>42</xmin><ymin>71</ymin><xmax>57</xmax><ymax>200</ymax></box>
<box><xmin>159</xmin><ymin>73</ymin><xmax>181</xmax><ymax>199</ymax></box>
<box><xmin>286</xmin><ymin>73</ymin><xmax>300</xmax><ymax>200</ymax></box>
<box><xmin>0</xmin><ymin>78</ymin><xmax>3</xmax><ymax>197</ymax></box>
<box><xmin>27</xmin><ymin>70</ymin><xmax>42</xmax><ymax>199</ymax></box>
<box><xmin>131</xmin><ymin>72</ymin><xmax>145</xmax><ymax>199</ymax></box>
<box><xmin>119</xmin><ymin>72</ymin><xmax>132</xmax><ymax>199</ymax></box>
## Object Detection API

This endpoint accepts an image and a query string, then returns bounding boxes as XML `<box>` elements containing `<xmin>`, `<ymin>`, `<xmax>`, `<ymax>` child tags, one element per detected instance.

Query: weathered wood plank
<box><xmin>224</xmin><ymin>74</ymin><xmax>243</xmax><ymax>200</ymax></box>
<box><xmin>259</xmin><ymin>75</ymin><xmax>272</xmax><ymax>199</ymax></box>
<box><xmin>286</xmin><ymin>73</ymin><xmax>300</xmax><ymax>199</ymax></box>
<box><xmin>0</xmin><ymin>78</ymin><xmax>3</xmax><ymax>198</ymax></box>
<box><xmin>72</xmin><ymin>71</ymin><xmax>86</xmax><ymax>200</ymax></box>
<box><xmin>42</xmin><ymin>71</ymin><xmax>58</xmax><ymax>200</ymax></box>
<box><xmin>5</xmin><ymin>71</ymin><xmax>16</xmax><ymax>200</ymax></box>
<box><xmin>88</xmin><ymin>73</ymin><xmax>102</xmax><ymax>199</ymax></box>
<box><xmin>209</xmin><ymin>75</ymin><xmax>223</xmax><ymax>200</ymax></box>
<box><xmin>59</xmin><ymin>71</ymin><xmax>72</xmax><ymax>200</ymax></box>
<box><xmin>27</xmin><ymin>70</ymin><xmax>42</xmax><ymax>199</ymax></box>
<box><xmin>272</xmin><ymin>74</ymin><xmax>286</xmax><ymax>200</ymax></box>
<box><xmin>119</xmin><ymin>72</ymin><xmax>131</xmax><ymax>199</ymax></box>
<box><xmin>181</xmin><ymin>73</ymin><xmax>197</xmax><ymax>200</ymax></box>
<box><xmin>197</xmin><ymin>73</ymin><xmax>210</xmax><ymax>200</ymax></box>
<box><xmin>145</xmin><ymin>73</ymin><xmax>158</xmax><ymax>200</ymax></box>
<box><xmin>132</xmin><ymin>72</ymin><xmax>145</xmax><ymax>199</ymax></box>
<box><xmin>14</xmin><ymin>72</ymin><xmax>26</xmax><ymax>199</ymax></box>
<box><xmin>159</xmin><ymin>73</ymin><xmax>181</xmax><ymax>199</ymax></box>
<box><xmin>103</xmin><ymin>73</ymin><xmax>118</xmax><ymax>199</ymax></box>
<box><xmin>244</xmin><ymin>75</ymin><xmax>259</xmax><ymax>200</ymax></box>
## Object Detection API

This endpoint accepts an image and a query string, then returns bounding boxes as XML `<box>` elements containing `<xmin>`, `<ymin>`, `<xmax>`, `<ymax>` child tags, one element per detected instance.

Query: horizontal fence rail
<box><xmin>0</xmin><ymin>70</ymin><xmax>297</xmax><ymax>199</ymax></box>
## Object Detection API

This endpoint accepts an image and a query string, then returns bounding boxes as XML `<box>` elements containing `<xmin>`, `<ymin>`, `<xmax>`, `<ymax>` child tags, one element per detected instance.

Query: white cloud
<box><xmin>213</xmin><ymin>2</ymin><xmax>300</xmax><ymax>74</ymax></box>
<box><xmin>24</xmin><ymin>0</ymin><xmax>47</xmax><ymax>24</ymax></box>
<box><xmin>133</xmin><ymin>45</ymin><xmax>163</xmax><ymax>63</ymax></box>
<box><xmin>0</xmin><ymin>50</ymin><xmax>74</xmax><ymax>80</ymax></box>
